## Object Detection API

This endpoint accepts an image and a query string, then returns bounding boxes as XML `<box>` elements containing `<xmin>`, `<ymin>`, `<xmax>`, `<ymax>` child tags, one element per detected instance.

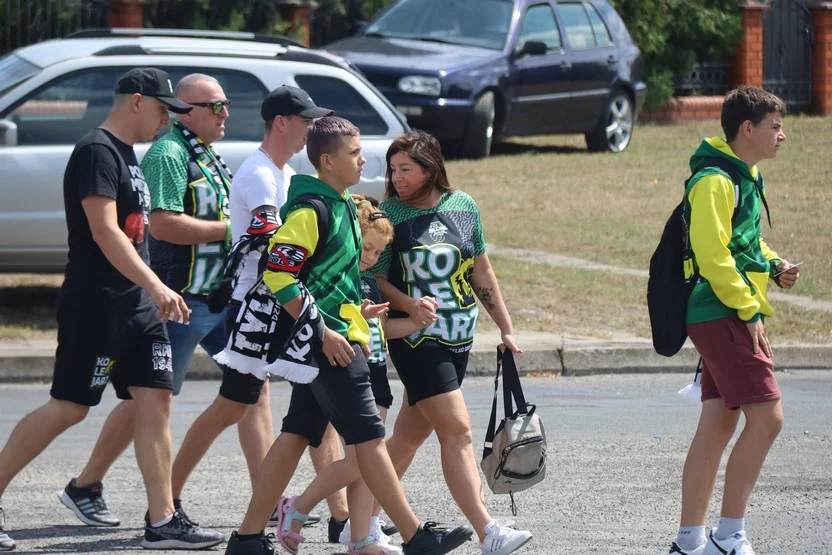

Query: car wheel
<box><xmin>462</xmin><ymin>92</ymin><xmax>496</xmax><ymax>159</ymax></box>
<box><xmin>586</xmin><ymin>91</ymin><xmax>634</xmax><ymax>153</ymax></box>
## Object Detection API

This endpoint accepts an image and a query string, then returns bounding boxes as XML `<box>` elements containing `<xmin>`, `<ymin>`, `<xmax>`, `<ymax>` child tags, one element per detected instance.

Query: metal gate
<box><xmin>763</xmin><ymin>0</ymin><xmax>813</xmax><ymax>109</ymax></box>
<box><xmin>2</xmin><ymin>0</ymin><xmax>109</xmax><ymax>55</ymax></box>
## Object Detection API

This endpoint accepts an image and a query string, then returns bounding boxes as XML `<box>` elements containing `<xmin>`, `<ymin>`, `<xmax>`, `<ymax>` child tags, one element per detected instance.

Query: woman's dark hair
<box><xmin>384</xmin><ymin>130</ymin><xmax>453</xmax><ymax>201</ymax></box>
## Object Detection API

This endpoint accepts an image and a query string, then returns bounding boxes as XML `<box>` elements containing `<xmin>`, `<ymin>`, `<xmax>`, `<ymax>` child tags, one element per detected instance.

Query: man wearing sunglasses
<box><xmin>56</xmin><ymin>73</ymin><xmax>260</xmax><ymax>531</ymax></box>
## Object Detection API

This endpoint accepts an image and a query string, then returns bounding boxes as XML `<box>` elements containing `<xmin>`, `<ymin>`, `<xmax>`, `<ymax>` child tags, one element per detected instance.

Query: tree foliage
<box><xmin>610</xmin><ymin>0</ymin><xmax>742</xmax><ymax>108</ymax></box>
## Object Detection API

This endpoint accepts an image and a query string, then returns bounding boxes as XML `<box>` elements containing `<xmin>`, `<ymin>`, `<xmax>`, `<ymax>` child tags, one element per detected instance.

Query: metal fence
<box><xmin>675</xmin><ymin>61</ymin><xmax>731</xmax><ymax>97</ymax></box>
<box><xmin>2</xmin><ymin>0</ymin><xmax>108</xmax><ymax>55</ymax></box>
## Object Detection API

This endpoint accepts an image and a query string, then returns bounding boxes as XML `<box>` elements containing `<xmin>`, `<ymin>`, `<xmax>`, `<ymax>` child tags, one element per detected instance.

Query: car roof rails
<box><xmin>66</xmin><ymin>28</ymin><xmax>305</xmax><ymax>48</ymax></box>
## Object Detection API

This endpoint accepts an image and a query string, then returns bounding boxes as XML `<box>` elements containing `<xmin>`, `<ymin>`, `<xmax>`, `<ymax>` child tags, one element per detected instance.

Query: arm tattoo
<box><xmin>251</xmin><ymin>204</ymin><xmax>277</xmax><ymax>216</ymax></box>
<box><xmin>474</xmin><ymin>286</ymin><xmax>497</xmax><ymax>311</ymax></box>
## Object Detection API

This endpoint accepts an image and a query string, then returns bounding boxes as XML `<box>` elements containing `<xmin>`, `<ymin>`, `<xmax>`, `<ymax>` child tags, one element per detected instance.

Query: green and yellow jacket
<box><xmin>685</xmin><ymin>137</ymin><xmax>781</xmax><ymax>325</ymax></box>
<box><xmin>263</xmin><ymin>174</ymin><xmax>369</xmax><ymax>345</ymax></box>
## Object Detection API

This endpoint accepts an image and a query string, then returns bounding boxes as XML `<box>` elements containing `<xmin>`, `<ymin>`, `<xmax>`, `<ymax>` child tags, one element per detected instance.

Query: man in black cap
<box><xmin>0</xmin><ymin>67</ymin><xmax>223</xmax><ymax>552</ymax></box>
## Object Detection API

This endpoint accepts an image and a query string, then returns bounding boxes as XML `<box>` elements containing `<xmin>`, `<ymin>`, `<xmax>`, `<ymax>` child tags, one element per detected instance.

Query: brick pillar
<box><xmin>107</xmin><ymin>0</ymin><xmax>146</xmax><ymax>29</ymax></box>
<box><xmin>728</xmin><ymin>1</ymin><xmax>764</xmax><ymax>88</ymax></box>
<box><xmin>809</xmin><ymin>1</ymin><xmax>832</xmax><ymax>115</ymax></box>
<box><xmin>277</xmin><ymin>1</ymin><xmax>312</xmax><ymax>47</ymax></box>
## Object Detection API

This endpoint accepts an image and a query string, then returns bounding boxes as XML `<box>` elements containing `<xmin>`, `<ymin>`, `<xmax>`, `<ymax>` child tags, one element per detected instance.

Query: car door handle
<box><xmin>559</xmin><ymin>60</ymin><xmax>572</xmax><ymax>69</ymax></box>
<box><xmin>607</xmin><ymin>55</ymin><xmax>617</xmax><ymax>65</ymax></box>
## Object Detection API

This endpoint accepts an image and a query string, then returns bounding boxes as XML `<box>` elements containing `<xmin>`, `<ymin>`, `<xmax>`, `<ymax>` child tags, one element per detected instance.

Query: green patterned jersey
<box><xmin>361</xmin><ymin>272</ymin><xmax>387</xmax><ymax>365</ymax></box>
<box><xmin>373</xmin><ymin>191</ymin><xmax>486</xmax><ymax>350</ymax></box>
<box><xmin>142</xmin><ymin>128</ymin><xmax>230</xmax><ymax>296</ymax></box>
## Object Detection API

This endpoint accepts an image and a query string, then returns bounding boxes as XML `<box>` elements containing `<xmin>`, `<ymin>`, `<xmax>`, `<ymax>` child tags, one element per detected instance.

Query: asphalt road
<box><xmin>0</xmin><ymin>371</ymin><xmax>829</xmax><ymax>554</ymax></box>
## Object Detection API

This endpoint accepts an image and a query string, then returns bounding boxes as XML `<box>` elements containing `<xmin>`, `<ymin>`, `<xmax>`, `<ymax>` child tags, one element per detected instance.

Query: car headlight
<box><xmin>398</xmin><ymin>76</ymin><xmax>441</xmax><ymax>97</ymax></box>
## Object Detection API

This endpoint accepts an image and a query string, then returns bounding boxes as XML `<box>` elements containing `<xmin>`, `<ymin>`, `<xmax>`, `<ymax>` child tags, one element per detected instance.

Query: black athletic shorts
<box><xmin>369</xmin><ymin>362</ymin><xmax>394</xmax><ymax>409</ymax></box>
<box><xmin>281</xmin><ymin>344</ymin><xmax>385</xmax><ymax>447</ymax></box>
<box><xmin>218</xmin><ymin>299</ymin><xmax>267</xmax><ymax>405</ymax></box>
<box><xmin>388</xmin><ymin>339</ymin><xmax>470</xmax><ymax>406</ymax></box>
<box><xmin>50</xmin><ymin>301</ymin><xmax>173</xmax><ymax>407</ymax></box>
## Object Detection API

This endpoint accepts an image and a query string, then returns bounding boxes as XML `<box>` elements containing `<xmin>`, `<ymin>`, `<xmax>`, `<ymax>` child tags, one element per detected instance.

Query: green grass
<box><xmin>476</xmin><ymin>255</ymin><xmax>832</xmax><ymax>345</ymax></box>
<box><xmin>452</xmin><ymin>116</ymin><xmax>832</xmax><ymax>303</ymax></box>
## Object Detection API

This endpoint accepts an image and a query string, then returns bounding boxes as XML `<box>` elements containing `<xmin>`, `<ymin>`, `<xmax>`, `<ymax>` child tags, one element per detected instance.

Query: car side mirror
<box><xmin>0</xmin><ymin>119</ymin><xmax>18</xmax><ymax>147</ymax></box>
<box><xmin>515</xmin><ymin>40</ymin><xmax>548</xmax><ymax>58</ymax></box>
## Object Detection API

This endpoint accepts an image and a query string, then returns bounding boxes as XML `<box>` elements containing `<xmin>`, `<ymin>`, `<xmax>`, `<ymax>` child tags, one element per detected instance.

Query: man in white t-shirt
<box><xmin>170</xmin><ymin>86</ymin><xmax>350</xmax><ymax>532</ymax></box>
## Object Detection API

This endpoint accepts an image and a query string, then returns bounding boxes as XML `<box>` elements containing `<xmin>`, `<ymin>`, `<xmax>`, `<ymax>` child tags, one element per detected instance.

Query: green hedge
<box><xmin>610</xmin><ymin>0</ymin><xmax>742</xmax><ymax>109</ymax></box>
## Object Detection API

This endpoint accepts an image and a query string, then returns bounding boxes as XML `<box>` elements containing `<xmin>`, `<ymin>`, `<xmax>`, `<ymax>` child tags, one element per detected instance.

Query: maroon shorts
<box><xmin>687</xmin><ymin>316</ymin><xmax>781</xmax><ymax>409</ymax></box>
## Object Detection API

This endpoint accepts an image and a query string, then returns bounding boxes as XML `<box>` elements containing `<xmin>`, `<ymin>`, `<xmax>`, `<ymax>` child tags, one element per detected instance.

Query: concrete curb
<box><xmin>0</xmin><ymin>334</ymin><xmax>829</xmax><ymax>383</ymax></box>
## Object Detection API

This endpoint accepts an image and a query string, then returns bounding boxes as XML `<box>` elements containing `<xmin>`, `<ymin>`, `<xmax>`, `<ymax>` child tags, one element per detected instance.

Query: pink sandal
<box><xmin>275</xmin><ymin>496</ymin><xmax>308</xmax><ymax>554</ymax></box>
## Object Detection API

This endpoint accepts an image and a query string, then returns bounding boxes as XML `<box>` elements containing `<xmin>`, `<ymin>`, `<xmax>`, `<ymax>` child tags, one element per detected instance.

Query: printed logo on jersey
<box><xmin>266</xmin><ymin>243</ymin><xmax>308</xmax><ymax>274</ymax></box>
<box><xmin>428</xmin><ymin>221</ymin><xmax>449</xmax><ymax>242</ymax></box>
<box><xmin>152</xmin><ymin>342</ymin><xmax>173</xmax><ymax>372</ymax></box>
<box><xmin>89</xmin><ymin>355</ymin><xmax>116</xmax><ymax>389</ymax></box>
<box><xmin>400</xmin><ymin>243</ymin><xmax>478</xmax><ymax>347</ymax></box>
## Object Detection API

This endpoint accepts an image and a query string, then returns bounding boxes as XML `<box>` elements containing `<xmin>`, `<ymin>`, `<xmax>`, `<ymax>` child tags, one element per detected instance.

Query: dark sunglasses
<box><xmin>190</xmin><ymin>100</ymin><xmax>231</xmax><ymax>115</ymax></box>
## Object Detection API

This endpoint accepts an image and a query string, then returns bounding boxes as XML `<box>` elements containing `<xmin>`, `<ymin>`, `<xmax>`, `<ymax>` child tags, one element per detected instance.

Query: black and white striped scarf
<box><xmin>213</xmin><ymin>276</ymin><xmax>325</xmax><ymax>384</ymax></box>
<box><xmin>173</xmin><ymin>120</ymin><xmax>233</xmax><ymax>188</ymax></box>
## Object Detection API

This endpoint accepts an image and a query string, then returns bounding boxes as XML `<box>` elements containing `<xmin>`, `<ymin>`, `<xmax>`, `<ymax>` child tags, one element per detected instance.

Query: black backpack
<box><xmin>647</xmin><ymin>158</ymin><xmax>770</xmax><ymax>357</ymax></box>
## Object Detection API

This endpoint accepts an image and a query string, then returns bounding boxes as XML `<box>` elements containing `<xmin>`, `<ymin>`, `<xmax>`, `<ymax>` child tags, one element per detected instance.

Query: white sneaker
<box><xmin>667</xmin><ymin>541</ymin><xmax>706</xmax><ymax>555</ymax></box>
<box><xmin>339</xmin><ymin>518</ymin><xmax>403</xmax><ymax>553</ymax></box>
<box><xmin>704</xmin><ymin>530</ymin><xmax>755</xmax><ymax>555</ymax></box>
<box><xmin>0</xmin><ymin>508</ymin><xmax>15</xmax><ymax>552</ymax></box>
<box><xmin>481</xmin><ymin>520</ymin><xmax>532</xmax><ymax>555</ymax></box>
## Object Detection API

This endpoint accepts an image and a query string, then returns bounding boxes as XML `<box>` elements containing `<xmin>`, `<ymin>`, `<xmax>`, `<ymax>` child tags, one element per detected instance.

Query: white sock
<box><xmin>714</xmin><ymin>517</ymin><xmax>744</xmax><ymax>541</ymax></box>
<box><xmin>151</xmin><ymin>513</ymin><xmax>174</xmax><ymax>528</ymax></box>
<box><xmin>676</xmin><ymin>526</ymin><xmax>706</xmax><ymax>551</ymax></box>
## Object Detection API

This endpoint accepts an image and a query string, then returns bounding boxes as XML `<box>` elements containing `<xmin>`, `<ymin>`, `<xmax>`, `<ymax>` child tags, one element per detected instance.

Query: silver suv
<box><xmin>0</xmin><ymin>29</ymin><xmax>409</xmax><ymax>272</ymax></box>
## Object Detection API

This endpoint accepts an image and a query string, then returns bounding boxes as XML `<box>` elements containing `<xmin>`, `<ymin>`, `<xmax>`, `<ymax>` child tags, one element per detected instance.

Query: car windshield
<box><xmin>364</xmin><ymin>0</ymin><xmax>514</xmax><ymax>51</ymax></box>
<box><xmin>0</xmin><ymin>54</ymin><xmax>41</xmax><ymax>98</ymax></box>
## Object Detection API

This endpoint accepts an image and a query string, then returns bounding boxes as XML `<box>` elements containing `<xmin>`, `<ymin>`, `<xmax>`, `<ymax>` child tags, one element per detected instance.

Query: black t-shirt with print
<box><xmin>61</xmin><ymin>128</ymin><xmax>153</xmax><ymax>309</ymax></box>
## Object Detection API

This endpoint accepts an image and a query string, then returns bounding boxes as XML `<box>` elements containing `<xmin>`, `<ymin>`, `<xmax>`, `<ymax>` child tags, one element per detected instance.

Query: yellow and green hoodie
<box><xmin>684</xmin><ymin>137</ymin><xmax>781</xmax><ymax>325</ymax></box>
<box><xmin>262</xmin><ymin>175</ymin><xmax>370</xmax><ymax>346</ymax></box>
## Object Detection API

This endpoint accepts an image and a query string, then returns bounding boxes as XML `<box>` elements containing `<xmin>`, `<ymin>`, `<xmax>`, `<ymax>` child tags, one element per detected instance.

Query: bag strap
<box><xmin>694</xmin><ymin>157</ymin><xmax>771</xmax><ymax>229</ymax></box>
<box><xmin>482</xmin><ymin>352</ymin><xmax>502</xmax><ymax>460</ymax></box>
<box><xmin>500</xmin><ymin>348</ymin><xmax>529</xmax><ymax>417</ymax></box>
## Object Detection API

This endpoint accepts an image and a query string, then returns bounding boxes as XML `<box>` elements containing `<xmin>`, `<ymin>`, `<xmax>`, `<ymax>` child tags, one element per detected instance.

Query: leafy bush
<box><xmin>610</xmin><ymin>0</ymin><xmax>742</xmax><ymax>108</ymax></box>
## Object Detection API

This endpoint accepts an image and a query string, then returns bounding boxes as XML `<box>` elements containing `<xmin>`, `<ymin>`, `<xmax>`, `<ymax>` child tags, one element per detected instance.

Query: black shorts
<box><xmin>388</xmin><ymin>339</ymin><xmax>470</xmax><ymax>406</ymax></box>
<box><xmin>281</xmin><ymin>344</ymin><xmax>385</xmax><ymax>447</ymax></box>
<box><xmin>369</xmin><ymin>362</ymin><xmax>394</xmax><ymax>409</ymax></box>
<box><xmin>50</xmin><ymin>302</ymin><xmax>173</xmax><ymax>407</ymax></box>
<box><xmin>218</xmin><ymin>299</ymin><xmax>267</xmax><ymax>405</ymax></box>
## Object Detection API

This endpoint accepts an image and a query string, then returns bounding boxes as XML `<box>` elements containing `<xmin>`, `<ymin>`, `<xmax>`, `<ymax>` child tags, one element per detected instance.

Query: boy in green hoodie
<box><xmin>225</xmin><ymin>117</ymin><xmax>472</xmax><ymax>555</ymax></box>
<box><xmin>663</xmin><ymin>87</ymin><xmax>801</xmax><ymax>555</ymax></box>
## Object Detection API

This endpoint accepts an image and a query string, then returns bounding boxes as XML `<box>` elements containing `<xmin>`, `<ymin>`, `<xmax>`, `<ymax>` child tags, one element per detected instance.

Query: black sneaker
<box><xmin>0</xmin><ymin>508</ymin><xmax>15</xmax><ymax>552</ymax></box>
<box><xmin>380</xmin><ymin>518</ymin><xmax>399</xmax><ymax>537</ymax></box>
<box><xmin>328</xmin><ymin>516</ymin><xmax>347</xmax><ymax>543</ymax></box>
<box><xmin>225</xmin><ymin>531</ymin><xmax>277</xmax><ymax>555</ymax></box>
<box><xmin>58</xmin><ymin>479</ymin><xmax>120</xmax><ymax>527</ymax></box>
<box><xmin>267</xmin><ymin>507</ymin><xmax>320</xmax><ymax>528</ymax></box>
<box><xmin>304</xmin><ymin>511</ymin><xmax>321</xmax><ymax>527</ymax></box>
<box><xmin>402</xmin><ymin>521</ymin><xmax>473</xmax><ymax>555</ymax></box>
<box><xmin>142</xmin><ymin>511</ymin><xmax>224</xmax><ymax>550</ymax></box>
<box><xmin>174</xmin><ymin>499</ymin><xmax>199</xmax><ymax>526</ymax></box>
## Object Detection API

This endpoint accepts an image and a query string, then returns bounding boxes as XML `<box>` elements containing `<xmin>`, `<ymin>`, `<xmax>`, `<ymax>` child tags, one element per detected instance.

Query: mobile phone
<box><xmin>773</xmin><ymin>261</ymin><xmax>803</xmax><ymax>278</ymax></box>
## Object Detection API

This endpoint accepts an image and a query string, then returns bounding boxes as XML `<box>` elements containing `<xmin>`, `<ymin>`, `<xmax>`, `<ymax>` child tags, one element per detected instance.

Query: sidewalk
<box><xmin>1</xmin><ymin>331</ymin><xmax>829</xmax><ymax>383</ymax></box>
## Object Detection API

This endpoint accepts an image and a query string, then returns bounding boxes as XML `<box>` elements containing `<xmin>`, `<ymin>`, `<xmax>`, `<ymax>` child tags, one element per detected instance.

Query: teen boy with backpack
<box><xmin>662</xmin><ymin>86</ymin><xmax>801</xmax><ymax>555</ymax></box>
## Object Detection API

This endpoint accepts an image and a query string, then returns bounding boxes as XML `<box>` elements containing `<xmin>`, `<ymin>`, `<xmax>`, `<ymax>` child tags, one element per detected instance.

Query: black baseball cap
<box><xmin>261</xmin><ymin>85</ymin><xmax>333</xmax><ymax>121</ymax></box>
<box><xmin>114</xmin><ymin>67</ymin><xmax>192</xmax><ymax>114</ymax></box>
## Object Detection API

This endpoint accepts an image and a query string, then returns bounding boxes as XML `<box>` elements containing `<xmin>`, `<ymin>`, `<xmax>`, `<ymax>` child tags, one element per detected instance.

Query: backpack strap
<box><xmin>482</xmin><ymin>354</ymin><xmax>502</xmax><ymax>460</ymax></box>
<box><xmin>500</xmin><ymin>348</ymin><xmax>530</xmax><ymax>417</ymax></box>
<box><xmin>694</xmin><ymin>157</ymin><xmax>771</xmax><ymax>229</ymax></box>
